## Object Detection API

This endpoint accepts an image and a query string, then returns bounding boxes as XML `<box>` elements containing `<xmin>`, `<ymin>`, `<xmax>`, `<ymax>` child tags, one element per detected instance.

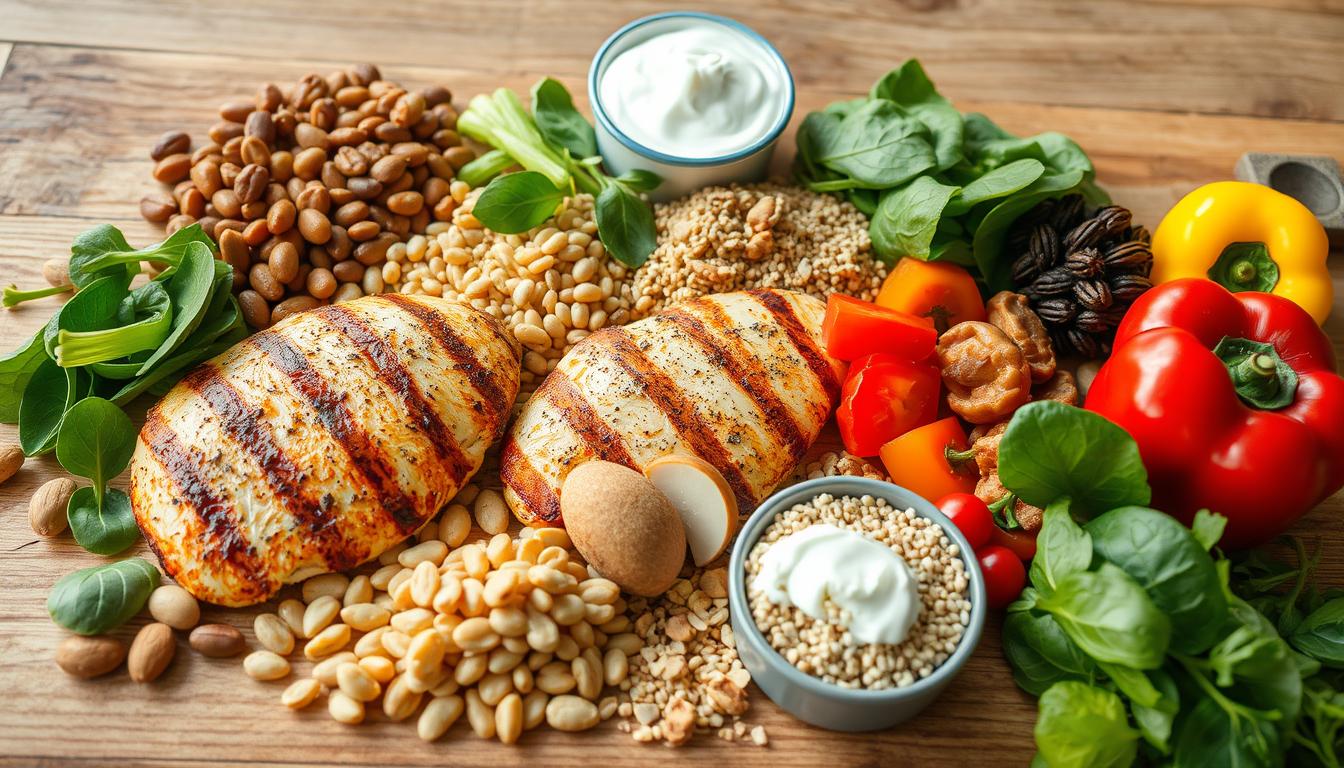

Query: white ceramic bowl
<box><xmin>587</xmin><ymin>12</ymin><xmax>795</xmax><ymax>202</ymax></box>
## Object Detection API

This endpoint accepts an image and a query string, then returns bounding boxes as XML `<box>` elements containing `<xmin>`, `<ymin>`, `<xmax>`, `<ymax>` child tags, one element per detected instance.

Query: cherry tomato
<box><xmin>936</xmin><ymin>493</ymin><xmax>994</xmax><ymax>551</ymax></box>
<box><xmin>991</xmin><ymin>525</ymin><xmax>1039</xmax><ymax>562</ymax></box>
<box><xmin>978</xmin><ymin>545</ymin><xmax>1027</xmax><ymax>609</ymax></box>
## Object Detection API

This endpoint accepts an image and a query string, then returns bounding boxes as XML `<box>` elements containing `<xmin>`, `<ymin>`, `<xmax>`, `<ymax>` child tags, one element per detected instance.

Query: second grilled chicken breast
<box><xmin>502</xmin><ymin>289</ymin><xmax>844</xmax><ymax>527</ymax></box>
<box><xmin>130</xmin><ymin>295</ymin><xmax>520</xmax><ymax>606</ymax></box>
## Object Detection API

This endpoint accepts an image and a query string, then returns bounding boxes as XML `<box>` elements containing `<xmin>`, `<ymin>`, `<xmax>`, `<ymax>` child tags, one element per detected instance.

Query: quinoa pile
<box><xmin>636</xmin><ymin>183</ymin><xmax>887</xmax><ymax>312</ymax></box>
<box><xmin>745</xmin><ymin>494</ymin><xmax>971</xmax><ymax>690</ymax></box>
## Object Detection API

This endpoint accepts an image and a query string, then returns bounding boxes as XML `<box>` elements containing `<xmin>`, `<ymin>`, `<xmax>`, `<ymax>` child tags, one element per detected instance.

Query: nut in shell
<box><xmin>127</xmin><ymin>622</ymin><xmax>177</xmax><ymax>683</ymax></box>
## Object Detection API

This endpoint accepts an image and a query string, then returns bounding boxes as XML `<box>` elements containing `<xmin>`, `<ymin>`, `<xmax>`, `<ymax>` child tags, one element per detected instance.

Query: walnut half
<box><xmin>936</xmin><ymin>321</ymin><xmax>1032</xmax><ymax>424</ymax></box>
<box><xmin>986</xmin><ymin>291</ymin><xmax>1056</xmax><ymax>382</ymax></box>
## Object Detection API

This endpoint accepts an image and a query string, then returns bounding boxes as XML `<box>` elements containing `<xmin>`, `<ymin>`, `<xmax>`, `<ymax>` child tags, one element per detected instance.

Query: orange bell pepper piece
<box><xmin>880</xmin><ymin>416</ymin><xmax>978</xmax><ymax>503</ymax></box>
<box><xmin>875</xmin><ymin>258</ymin><xmax>986</xmax><ymax>334</ymax></box>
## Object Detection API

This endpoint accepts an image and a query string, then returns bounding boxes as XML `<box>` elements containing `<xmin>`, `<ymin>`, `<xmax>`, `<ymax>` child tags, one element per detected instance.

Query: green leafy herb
<box><xmin>56</xmin><ymin>397</ymin><xmax>139</xmax><ymax>555</ymax></box>
<box><xmin>594</xmin><ymin>185</ymin><xmax>657</xmax><ymax>269</ymax></box>
<box><xmin>1034</xmin><ymin>681</ymin><xmax>1139</xmax><ymax>768</ymax></box>
<box><xmin>998</xmin><ymin>401</ymin><xmax>1151</xmax><ymax>518</ymax></box>
<box><xmin>55</xmin><ymin>281</ymin><xmax>173</xmax><ymax>367</ymax></box>
<box><xmin>1037</xmin><ymin>563</ymin><xmax>1172</xmax><ymax>670</ymax></box>
<box><xmin>18</xmin><ymin>361</ymin><xmax>86</xmax><ymax>456</ymax></box>
<box><xmin>530</xmin><ymin>76</ymin><xmax>598</xmax><ymax>159</ymax></box>
<box><xmin>47</xmin><ymin>558</ymin><xmax>161</xmax><ymax>635</ymax></box>
<box><xmin>1292</xmin><ymin>600</ymin><xmax>1344</xmax><ymax>668</ymax></box>
<box><xmin>471</xmin><ymin>171</ymin><xmax>565</xmax><ymax>234</ymax></box>
<box><xmin>944</xmin><ymin>158</ymin><xmax>1045</xmax><ymax>215</ymax></box>
<box><xmin>1003</xmin><ymin>605</ymin><xmax>1099</xmax><ymax>696</ymax></box>
<box><xmin>67</xmin><ymin>487</ymin><xmax>138</xmax><ymax>555</ymax></box>
<box><xmin>0</xmin><ymin>331</ymin><xmax>48</xmax><ymax>423</ymax></box>
<box><xmin>1130</xmin><ymin>667</ymin><xmax>1180</xmax><ymax>754</ymax></box>
<box><xmin>806</xmin><ymin>99</ymin><xmax>936</xmax><ymax>188</ymax></box>
<box><xmin>1029</xmin><ymin>499</ymin><xmax>1092</xmax><ymax>597</ymax></box>
<box><xmin>1172</xmin><ymin>697</ymin><xmax>1281</xmax><ymax>767</ymax></box>
<box><xmin>134</xmin><ymin>241</ymin><xmax>217</xmax><ymax>374</ymax></box>
<box><xmin>615</xmin><ymin>168</ymin><xmax>664</xmax><ymax>193</ymax></box>
<box><xmin>868</xmin><ymin>59</ymin><xmax>963</xmax><ymax>171</ymax></box>
<box><xmin>971</xmin><ymin>169</ymin><xmax>1085</xmax><ymax>291</ymax></box>
<box><xmin>869</xmin><ymin>176</ymin><xmax>960</xmax><ymax>263</ymax></box>
<box><xmin>1191</xmin><ymin>509</ymin><xmax>1227</xmax><ymax>552</ymax></box>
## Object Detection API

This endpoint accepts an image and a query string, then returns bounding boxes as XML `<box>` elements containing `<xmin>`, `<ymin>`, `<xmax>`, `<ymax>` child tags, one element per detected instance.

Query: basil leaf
<box><xmin>1034</xmin><ymin>681</ymin><xmax>1139</xmax><ymax>768</ymax></box>
<box><xmin>1003</xmin><ymin>608</ymin><xmax>1097</xmax><ymax>696</ymax></box>
<box><xmin>1034</xmin><ymin>131</ymin><xmax>1095</xmax><ymax>179</ymax></box>
<box><xmin>1291</xmin><ymin>598</ymin><xmax>1344</xmax><ymax>666</ymax></box>
<box><xmin>135</xmin><ymin>241</ymin><xmax>217</xmax><ymax>375</ymax></box>
<box><xmin>1192</xmin><ymin>509</ymin><xmax>1228</xmax><ymax>552</ymax></box>
<box><xmin>615</xmin><ymin>169</ymin><xmax>663</xmax><ymax>194</ymax></box>
<box><xmin>1130</xmin><ymin>667</ymin><xmax>1179</xmax><ymax>754</ymax></box>
<box><xmin>67</xmin><ymin>487</ymin><xmax>138</xmax><ymax>555</ymax></box>
<box><xmin>1171</xmin><ymin>697</ymin><xmax>1280</xmax><ymax>768</ymax></box>
<box><xmin>530</xmin><ymin>77</ymin><xmax>597</xmax><ymax>160</ymax></box>
<box><xmin>56</xmin><ymin>396</ymin><xmax>136</xmax><ymax>489</ymax></box>
<box><xmin>47</xmin><ymin>558</ymin><xmax>161</xmax><ymax>635</ymax></box>
<box><xmin>868</xmin><ymin>60</ymin><xmax>963</xmax><ymax>170</ymax></box>
<box><xmin>472</xmin><ymin>171</ymin><xmax>564</xmax><ymax>234</ymax></box>
<box><xmin>1210</xmin><ymin>596</ymin><xmax>1302</xmax><ymax>719</ymax></box>
<box><xmin>1095</xmin><ymin>659</ymin><xmax>1161</xmax><ymax>708</ymax></box>
<box><xmin>869</xmin><ymin>176</ymin><xmax>960</xmax><ymax>263</ymax></box>
<box><xmin>970</xmin><ymin>169</ymin><xmax>1085</xmax><ymax>292</ymax></box>
<box><xmin>1086</xmin><ymin>506</ymin><xmax>1228</xmax><ymax>654</ymax></box>
<box><xmin>1030</xmin><ymin>499</ymin><xmax>1092</xmax><ymax>597</ymax></box>
<box><xmin>812</xmin><ymin>100</ymin><xmax>936</xmax><ymax>188</ymax></box>
<box><xmin>998</xmin><ymin>401</ymin><xmax>1151</xmax><ymax>518</ymax></box>
<box><xmin>0</xmin><ymin>331</ymin><xmax>49</xmax><ymax>423</ymax></box>
<box><xmin>943</xmin><ymin>158</ymin><xmax>1045</xmax><ymax>215</ymax></box>
<box><xmin>18</xmin><ymin>361</ymin><xmax>86</xmax><ymax>456</ymax></box>
<box><xmin>68</xmin><ymin>224</ymin><xmax>136</xmax><ymax>288</ymax></box>
<box><xmin>1037</xmin><ymin>563</ymin><xmax>1171</xmax><ymax>669</ymax></box>
<box><xmin>594</xmin><ymin>185</ymin><xmax>656</xmax><ymax>269</ymax></box>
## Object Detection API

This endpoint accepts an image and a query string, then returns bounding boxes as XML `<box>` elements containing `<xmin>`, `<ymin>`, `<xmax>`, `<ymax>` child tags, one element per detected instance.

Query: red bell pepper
<box><xmin>822</xmin><ymin>294</ymin><xmax>937</xmax><ymax>361</ymax></box>
<box><xmin>1086</xmin><ymin>278</ymin><xmax>1344</xmax><ymax>549</ymax></box>
<box><xmin>836</xmin><ymin>353</ymin><xmax>941</xmax><ymax>457</ymax></box>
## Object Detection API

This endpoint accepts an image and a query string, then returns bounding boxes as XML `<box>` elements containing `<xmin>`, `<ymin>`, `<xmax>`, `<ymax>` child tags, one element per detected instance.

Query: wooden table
<box><xmin>1</xmin><ymin>1</ymin><xmax>1342</xmax><ymax>765</ymax></box>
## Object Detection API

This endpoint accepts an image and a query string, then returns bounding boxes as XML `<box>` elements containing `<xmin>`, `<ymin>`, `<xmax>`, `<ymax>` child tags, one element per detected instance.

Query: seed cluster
<box><xmin>238</xmin><ymin>497</ymin><xmax>644</xmax><ymax>744</ymax></box>
<box><xmin>636</xmin><ymin>183</ymin><xmax>887</xmax><ymax>312</ymax></box>
<box><xmin>746</xmin><ymin>494</ymin><xmax>971</xmax><ymax>690</ymax></box>
<box><xmin>784</xmin><ymin>450</ymin><xmax>888</xmax><ymax>486</ymax></box>
<box><xmin>387</xmin><ymin>189</ymin><xmax>646</xmax><ymax>391</ymax></box>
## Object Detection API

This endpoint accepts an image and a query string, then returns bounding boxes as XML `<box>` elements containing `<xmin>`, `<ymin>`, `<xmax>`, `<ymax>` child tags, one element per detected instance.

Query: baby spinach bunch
<box><xmin>456</xmin><ymin>78</ymin><xmax>660</xmax><ymax>269</ymax></box>
<box><xmin>794</xmin><ymin>60</ymin><xmax>1106</xmax><ymax>291</ymax></box>
<box><xmin>1</xmin><ymin>224</ymin><xmax>245</xmax><ymax>553</ymax></box>
<box><xmin>996</xmin><ymin>402</ymin><xmax>1312</xmax><ymax>767</ymax></box>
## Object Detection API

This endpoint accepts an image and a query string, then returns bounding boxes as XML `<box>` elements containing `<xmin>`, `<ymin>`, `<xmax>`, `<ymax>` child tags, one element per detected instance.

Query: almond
<box><xmin>127</xmin><ymin>622</ymin><xmax>176</xmax><ymax>683</ymax></box>
<box><xmin>29</xmin><ymin>477</ymin><xmax>77</xmax><ymax>537</ymax></box>
<box><xmin>55</xmin><ymin>635</ymin><xmax>127</xmax><ymax>679</ymax></box>
<box><xmin>0</xmin><ymin>444</ymin><xmax>23</xmax><ymax>486</ymax></box>
<box><xmin>189</xmin><ymin>623</ymin><xmax>246</xmax><ymax>658</ymax></box>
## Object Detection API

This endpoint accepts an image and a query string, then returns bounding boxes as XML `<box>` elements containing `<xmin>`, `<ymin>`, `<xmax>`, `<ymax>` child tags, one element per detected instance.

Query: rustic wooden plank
<box><xmin>0</xmin><ymin>0</ymin><xmax>1341</xmax><ymax>120</ymax></box>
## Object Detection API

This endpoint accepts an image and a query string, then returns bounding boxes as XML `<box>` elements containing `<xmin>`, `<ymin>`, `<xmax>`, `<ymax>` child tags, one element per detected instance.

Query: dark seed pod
<box><xmin>1094</xmin><ymin>206</ymin><xmax>1132</xmax><ymax>238</ymax></box>
<box><xmin>1074</xmin><ymin>279</ymin><xmax>1113</xmax><ymax>311</ymax></box>
<box><xmin>1064</xmin><ymin>246</ymin><xmax>1104</xmax><ymax>278</ymax></box>
<box><xmin>1060</xmin><ymin>327</ymin><xmax>1102</xmax><ymax>359</ymax></box>
<box><xmin>1062</xmin><ymin>217</ymin><xmax>1106</xmax><ymax>252</ymax></box>
<box><xmin>1049</xmin><ymin>195</ymin><xmax>1086</xmax><ymax>231</ymax></box>
<box><xmin>1129</xmin><ymin>225</ymin><xmax>1151</xmax><ymax>245</ymax></box>
<box><xmin>1102</xmin><ymin>240</ymin><xmax>1152</xmax><ymax>272</ymax></box>
<box><xmin>1034</xmin><ymin>297</ymin><xmax>1077</xmax><ymax>325</ymax></box>
<box><xmin>1109</xmin><ymin>273</ymin><xmax>1153</xmax><ymax>303</ymax></box>
<box><xmin>1029</xmin><ymin>224</ymin><xmax>1060</xmax><ymax>268</ymax></box>
<box><xmin>1074</xmin><ymin>309</ymin><xmax>1114</xmax><ymax>334</ymax></box>
<box><xmin>1013</xmin><ymin>252</ymin><xmax>1045</xmax><ymax>286</ymax></box>
<box><xmin>1027</xmin><ymin>267</ymin><xmax>1075</xmax><ymax>299</ymax></box>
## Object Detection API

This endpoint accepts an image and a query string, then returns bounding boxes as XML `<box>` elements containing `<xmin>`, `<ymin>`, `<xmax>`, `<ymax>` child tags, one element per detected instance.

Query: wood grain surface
<box><xmin>0</xmin><ymin>2</ymin><xmax>1342</xmax><ymax>766</ymax></box>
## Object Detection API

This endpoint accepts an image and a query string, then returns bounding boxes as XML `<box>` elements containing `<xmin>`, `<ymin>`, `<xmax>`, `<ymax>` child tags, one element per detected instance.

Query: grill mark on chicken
<box><xmin>599</xmin><ymin>327</ymin><xmax>756</xmax><ymax>508</ymax></box>
<box><xmin>183</xmin><ymin>364</ymin><xmax>360</xmax><ymax>570</ymax></box>
<box><xmin>381</xmin><ymin>294</ymin><xmax>513</xmax><ymax>421</ymax></box>
<box><xmin>141</xmin><ymin>410</ymin><xmax>270</xmax><ymax>602</ymax></box>
<box><xmin>499</xmin><ymin>438</ymin><xmax>562</xmax><ymax>524</ymax></box>
<box><xmin>660</xmin><ymin>305</ymin><xmax>810</xmax><ymax>464</ymax></box>
<box><xmin>249</xmin><ymin>330</ymin><xmax>423</xmax><ymax>535</ymax></box>
<box><xmin>747</xmin><ymin>289</ymin><xmax>841</xmax><ymax>402</ymax></box>
<box><xmin>544</xmin><ymin>373</ymin><xmax>637</xmax><ymax>468</ymax></box>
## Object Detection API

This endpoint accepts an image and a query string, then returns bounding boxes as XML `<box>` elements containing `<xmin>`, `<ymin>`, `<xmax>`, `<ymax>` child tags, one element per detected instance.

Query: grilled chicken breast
<box><xmin>130</xmin><ymin>295</ymin><xmax>520</xmax><ymax>606</ymax></box>
<box><xmin>502</xmin><ymin>289</ymin><xmax>844</xmax><ymax>527</ymax></box>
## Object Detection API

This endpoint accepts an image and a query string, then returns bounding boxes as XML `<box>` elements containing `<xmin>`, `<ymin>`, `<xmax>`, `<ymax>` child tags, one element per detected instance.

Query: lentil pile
<box><xmin>636</xmin><ymin>183</ymin><xmax>888</xmax><ymax>312</ymax></box>
<box><xmin>746</xmin><ymin>494</ymin><xmax>971</xmax><ymax>690</ymax></box>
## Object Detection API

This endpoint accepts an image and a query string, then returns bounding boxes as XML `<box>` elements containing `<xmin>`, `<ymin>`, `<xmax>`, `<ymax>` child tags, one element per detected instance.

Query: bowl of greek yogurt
<box><xmin>728</xmin><ymin>476</ymin><xmax>986</xmax><ymax>731</ymax></box>
<box><xmin>588</xmin><ymin>12</ymin><xmax>795</xmax><ymax>201</ymax></box>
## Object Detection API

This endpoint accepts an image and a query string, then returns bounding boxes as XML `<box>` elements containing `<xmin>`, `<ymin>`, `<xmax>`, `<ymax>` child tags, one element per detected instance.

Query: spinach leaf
<box><xmin>1192</xmin><ymin>509</ymin><xmax>1228</xmax><ymax>552</ymax></box>
<box><xmin>472</xmin><ymin>171</ymin><xmax>564</xmax><ymax>234</ymax></box>
<box><xmin>67</xmin><ymin>224</ymin><xmax>136</xmax><ymax>288</ymax></box>
<box><xmin>1131</xmin><ymin>667</ymin><xmax>1180</xmax><ymax>754</ymax></box>
<box><xmin>615</xmin><ymin>168</ymin><xmax>663</xmax><ymax>193</ymax></box>
<box><xmin>793</xmin><ymin>110</ymin><xmax>842</xmax><ymax>184</ymax></box>
<box><xmin>530</xmin><ymin>77</ymin><xmax>597</xmax><ymax>159</ymax></box>
<box><xmin>812</xmin><ymin>100</ymin><xmax>936</xmax><ymax>188</ymax></box>
<box><xmin>1003</xmin><ymin>608</ymin><xmax>1098</xmax><ymax>696</ymax></box>
<box><xmin>135</xmin><ymin>241</ymin><xmax>217</xmax><ymax>375</ymax></box>
<box><xmin>67</xmin><ymin>487</ymin><xmax>138</xmax><ymax>555</ymax></box>
<box><xmin>1292</xmin><ymin>598</ymin><xmax>1344</xmax><ymax>667</ymax></box>
<box><xmin>1034</xmin><ymin>681</ymin><xmax>1139</xmax><ymax>768</ymax></box>
<box><xmin>1034</xmin><ymin>131</ymin><xmax>1095</xmax><ymax>178</ymax></box>
<box><xmin>594</xmin><ymin>185</ymin><xmax>656</xmax><ymax>269</ymax></box>
<box><xmin>869</xmin><ymin>176</ymin><xmax>960</xmax><ymax>262</ymax></box>
<box><xmin>998</xmin><ymin>401</ymin><xmax>1151</xmax><ymax>518</ymax></box>
<box><xmin>1210</xmin><ymin>596</ymin><xmax>1302</xmax><ymax>720</ymax></box>
<box><xmin>1087</xmin><ymin>506</ymin><xmax>1228</xmax><ymax>654</ymax></box>
<box><xmin>1037</xmin><ymin>563</ymin><xmax>1171</xmax><ymax>669</ymax></box>
<box><xmin>1030</xmin><ymin>499</ymin><xmax>1092</xmax><ymax>597</ymax></box>
<box><xmin>868</xmin><ymin>60</ymin><xmax>963</xmax><ymax>170</ymax></box>
<box><xmin>0</xmin><ymin>331</ymin><xmax>49</xmax><ymax>423</ymax></box>
<box><xmin>47</xmin><ymin>558</ymin><xmax>160</xmax><ymax>635</ymax></box>
<box><xmin>69</xmin><ymin>224</ymin><xmax>214</xmax><ymax>285</ymax></box>
<box><xmin>971</xmin><ymin>170</ymin><xmax>1084</xmax><ymax>291</ymax></box>
<box><xmin>1096</xmin><ymin>659</ymin><xmax>1162</xmax><ymax>708</ymax></box>
<box><xmin>56</xmin><ymin>280</ymin><xmax>173</xmax><ymax>368</ymax></box>
<box><xmin>55</xmin><ymin>396</ymin><xmax>136</xmax><ymax>502</ymax></box>
<box><xmin>1171</xmin><ymin>697</ymin><xmax>1281</xmax><ymax>768</ymax></box>
<box><xmin>944</xmin><ymin>159</ymin><xmax>1045</xmax><ymax>216</ymax></box>
<box><xmin>18</xmin><ymin>361</ymin><xmax>86</xmax><ymax>456</ymax></box>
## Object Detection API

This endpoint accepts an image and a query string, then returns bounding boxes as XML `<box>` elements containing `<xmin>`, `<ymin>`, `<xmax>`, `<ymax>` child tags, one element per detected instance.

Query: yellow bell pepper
<box><xmin>1151</xmin><ymin>181</ymin><xmax>1332</xmax><ymax>324</ymax></box>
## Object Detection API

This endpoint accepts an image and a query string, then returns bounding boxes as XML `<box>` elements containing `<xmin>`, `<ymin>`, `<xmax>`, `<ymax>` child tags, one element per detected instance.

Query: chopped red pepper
<box><xmin>836</xmin><ymin>353</ymin><xmax>941</xmax><ymax>457</ymax></box>
<box><xmin>822</xmin><ymin>294</ymin><xmax>937</xmax><ymax>362</ymax></box>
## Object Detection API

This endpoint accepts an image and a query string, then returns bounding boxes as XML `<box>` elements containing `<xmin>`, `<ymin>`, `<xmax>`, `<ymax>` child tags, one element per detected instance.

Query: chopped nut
<box><xmin>699</xmin><ymin>568</ymin><xmax>729</xmax><ymax>599</ymax></box>
<box><xmin>706</xmin><ymin>678</ymin><xmax>749</xmax><ymax>716</ymax></box>
<box><xmin>745</xmin><ymin>195</ymin><xmax>778</xmax><ymax>232</ymax></box>
<box><xmin>633</xmin><ymin>702</ymin><xmax>661</xmax><ymax>725</ymax></box>
<box><xmin>662</xmin><ymin>698</ymin><xmax>695</xmax><ymax>747</ymax></box>
<box><xmin>665</xmin><ymin>614</ymin><xmax>695</xmax><ymax>643</ymax></box>
<box><xmin>750</xmin><ymin>725</ymin><xmax>769</xmax><ymax>747</ymax></box>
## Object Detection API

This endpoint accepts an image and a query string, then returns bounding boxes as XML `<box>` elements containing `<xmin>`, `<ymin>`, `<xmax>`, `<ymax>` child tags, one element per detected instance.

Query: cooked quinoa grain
<box><xmin>745</xmin><ymin>493</ymin><xmax>971</xmax><ymax>690</ymax></box>
<box><xmin>637</xmin><ymin>183</ymin><xmax>887</xmax><ymax>312</ymax></box>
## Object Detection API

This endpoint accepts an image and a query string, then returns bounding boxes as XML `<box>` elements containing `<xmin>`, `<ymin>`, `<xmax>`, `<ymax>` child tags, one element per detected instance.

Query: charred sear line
<box><xmin>183</xmin><ymin>364</ymin><xmax>358</xmax><ymax>570</ymax></box>
<box><xmin>500</xmin><ymin>438</ymin><xmax>562</xmax><ymax>524</ymax></box>
<box><xmin>248</xmin><ymin>328</ymin><xmax>423</xmax><ymax>536</ymax></box>
<box><xmin>661</xmin><ymin>305</ymin><xmax>810</xmax><ymax>464</ymax></box>
<box><xmin>599</xmin><ymin>328</ymin><xmax>756</xmax><ymax>509</ymax></box>
<box><xmin>544</xmin><ymin>373</ymin><xmax>637</xmax><ymax>469</ymax></box>
<box><xmin>141</xmin><ymin>410</ymin><xmax>270</xmax><ymax>601</ymax></box>
<box><xmin>747</xmin><ymin>289</ymin><xmax>841</xmax><ymax>402</ymax></box>
<box><xmin>381</xmin><ymin>294</ymin><xmax>513</xmax><ymax>418</ymax></box>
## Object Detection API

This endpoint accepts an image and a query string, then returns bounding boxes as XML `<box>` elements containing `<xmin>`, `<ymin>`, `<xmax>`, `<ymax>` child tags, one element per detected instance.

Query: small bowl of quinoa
<box><xmin>728</xmin><ymin>476</ymin><xmax>985</xmax><ymax>731</ymax></box>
